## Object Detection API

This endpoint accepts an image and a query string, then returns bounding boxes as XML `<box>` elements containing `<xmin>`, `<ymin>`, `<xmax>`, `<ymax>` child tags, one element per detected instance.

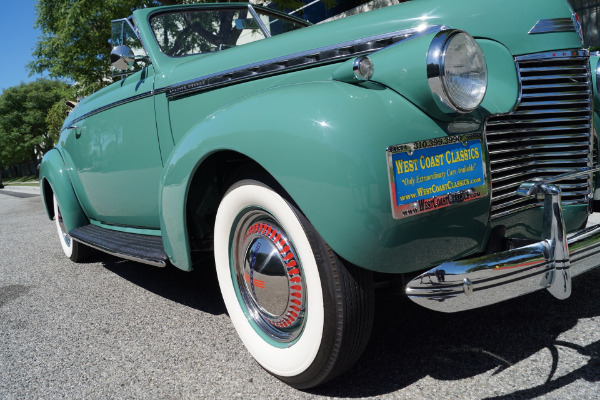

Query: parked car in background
<box><xmin>39</xmin><ymin>0</ymin><xmax>600</xmax><ymax>388</ymax></box>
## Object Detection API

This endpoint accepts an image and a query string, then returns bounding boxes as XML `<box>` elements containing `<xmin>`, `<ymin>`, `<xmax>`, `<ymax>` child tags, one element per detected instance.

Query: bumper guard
<box><xmin>406</xmin><ymin>170</ymin><xmax>600</xmax><ymax>312</ymax></box>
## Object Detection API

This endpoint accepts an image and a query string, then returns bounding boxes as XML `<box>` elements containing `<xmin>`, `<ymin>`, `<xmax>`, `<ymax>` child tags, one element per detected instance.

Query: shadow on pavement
<box><xmin>312</xmin><ymin>268</ymin><xmax>600</xmax><ymax>398</ymax></box>
<box><xmin>86</xmin><ymin>249</ymin><xmax>598</xmax><ymax>398</ymax></box>
<box><xmin>93</xmin><ymin>252</ymin><xmax>226</xmax><ymax>316</ymax></box>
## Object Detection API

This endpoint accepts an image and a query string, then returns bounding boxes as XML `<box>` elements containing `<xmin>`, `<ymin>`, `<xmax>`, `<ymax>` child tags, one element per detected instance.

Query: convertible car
<box><xmin>39</xmin><ymin>0</ymin><xmax>600</xmax><ymax>388</ymax></box>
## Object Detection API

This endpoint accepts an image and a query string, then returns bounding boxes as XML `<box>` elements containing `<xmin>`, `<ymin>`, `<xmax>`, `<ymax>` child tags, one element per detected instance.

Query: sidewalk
<box><xmin>0</xmin><ymin>184</ymin><xmax>41</xmax><ymax>195</ymax></box>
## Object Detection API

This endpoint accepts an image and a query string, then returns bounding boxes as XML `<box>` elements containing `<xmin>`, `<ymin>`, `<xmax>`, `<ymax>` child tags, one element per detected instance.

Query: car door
<box><xmin>65</xmin><ymin>65</ymin><xmax>163</xmax><ymax>229</ymax></box>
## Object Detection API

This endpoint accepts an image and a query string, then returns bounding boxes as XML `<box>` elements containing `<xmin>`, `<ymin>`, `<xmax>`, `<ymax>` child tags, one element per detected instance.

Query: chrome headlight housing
<box><xmin>427</xmin><ymin>30</ymin><xmax>487</xmax><ymax>113</ymax></box>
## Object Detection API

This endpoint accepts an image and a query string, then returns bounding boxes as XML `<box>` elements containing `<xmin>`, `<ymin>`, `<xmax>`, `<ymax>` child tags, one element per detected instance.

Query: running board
<box><xmin>69</xmin><ymin>224</ymin><xmax>168</xmax><ymax>267</ymax></box>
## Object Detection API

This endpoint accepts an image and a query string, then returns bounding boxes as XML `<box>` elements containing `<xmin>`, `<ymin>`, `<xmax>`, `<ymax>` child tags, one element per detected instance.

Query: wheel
<box><xmin>214</xmin><ymin>179</ymin><xmax>374</xmax><ymax>388</ymax></box>
<box><xmin>53</xmin><ymin>195</ymin><xmax>89</xmax><ymax>262</ymax></box>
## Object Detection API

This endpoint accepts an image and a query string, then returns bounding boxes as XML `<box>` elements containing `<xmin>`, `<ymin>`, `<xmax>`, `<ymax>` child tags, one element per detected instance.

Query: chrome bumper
<box><xmin>406</xmin><ymin>177</ymin><xmax>600</xmax><ymax>313</ymax></box>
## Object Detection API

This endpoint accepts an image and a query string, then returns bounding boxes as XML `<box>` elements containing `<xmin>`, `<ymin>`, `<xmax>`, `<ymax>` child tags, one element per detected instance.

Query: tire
<box><xmin>53</xmin><ymin>195</ymin><xmax>89</xmax><ymax>262</ymax></box>
<box><xmin>214</xmin><ymin>179</ymin><xmax>374</xmax><ymax>388</ymax></box>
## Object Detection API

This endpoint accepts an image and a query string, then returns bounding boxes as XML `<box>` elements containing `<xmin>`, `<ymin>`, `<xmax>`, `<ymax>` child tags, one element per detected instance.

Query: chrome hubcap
<box><xmin>233</xmin><ymin>209</ymin><xmax>306</xmax><ymax>343</ymax></box>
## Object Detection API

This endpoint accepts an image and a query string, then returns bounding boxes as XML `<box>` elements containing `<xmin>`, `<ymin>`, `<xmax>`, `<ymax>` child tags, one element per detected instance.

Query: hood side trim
<box><xmin>163</xmin><ymin>25</ymin><xmax>448</xmax><ymax>98</ymax></box>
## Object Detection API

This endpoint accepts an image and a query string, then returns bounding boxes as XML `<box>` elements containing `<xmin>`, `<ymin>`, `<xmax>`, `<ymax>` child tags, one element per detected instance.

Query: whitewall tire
<box><xmin>214</xmin><ymin>179</ymin><xmax>373</xmax><ymax>388</ymax></box>
<box><xmin>53</xmin><ymin>195</ymin><xmax>88</xmax><ymax>262</ymax></box>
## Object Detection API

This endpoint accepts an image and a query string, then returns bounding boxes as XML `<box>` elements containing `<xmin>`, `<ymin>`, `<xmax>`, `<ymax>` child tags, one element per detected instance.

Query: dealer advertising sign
<box><xmin>386</xmin><ymin>133</ymin><xmax>489</xmax><ymax>219</ymax></box>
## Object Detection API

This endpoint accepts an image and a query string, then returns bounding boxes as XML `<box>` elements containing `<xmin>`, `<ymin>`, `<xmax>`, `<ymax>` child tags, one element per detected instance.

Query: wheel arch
<box><xmin>182</xmin><ymin>150</ymin><xmax>283</xmax><ymax>268</ymax></box>
<box><xmin>39</xmin><ymin>149</ymin><xmax>88</xmax><ymax>233</ymax></box>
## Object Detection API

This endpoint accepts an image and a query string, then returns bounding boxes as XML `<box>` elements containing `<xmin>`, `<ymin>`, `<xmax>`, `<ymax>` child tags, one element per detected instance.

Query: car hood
<box><xmin>154</xmin><ymin>0</ymin><xmax>580</xmax><ymax>88</ymax></box>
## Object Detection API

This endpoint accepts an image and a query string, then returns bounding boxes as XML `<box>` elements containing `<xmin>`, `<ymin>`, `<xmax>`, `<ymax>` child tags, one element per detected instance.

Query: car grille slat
<box><xmin>486</xmin><ymin>116</ymin><xmax>590</xmax><ymax>126</ymax></box>
<box><xmin>521</xmin><ymin>90</ymin><xmax>591</xmax><ymax>99</ymax></box>
<box><xmin>510</xmin><ymin>107</ymin><xmax>591</xmax><ymax>116</ymax></box>
<box><xmin>485</xmin><ymin>126</ymin><xmax>590</xmax><ymax>136</ymax></box>
<box><xmin>490</xmin><ymin>157</ymin><xmax>590</xmax><ymax>173</ymax></box>
<box><xmin>492</xmin><ymin>182</ymin><xmax>589</xmax><ymax>201</ymax></box>
<box><xmin>485</xmin><ymin>52</ymin><xmax>593</xmax><ymax>219</ymax></box>
<box><xmin>520</xmin><ymin>73</ymin><xmax>589</xmax><ymax>81</ymax></box>
<box><xmin>489</xmin><ymin>150</ymin><xmax>590</xmax><ymax>161</ymax></box>
<box><xmin>521</xmin><ymin>82</ymin><xmax>590</xmax><ymax>90</ymax></box>
<box><xmin>485</xmin><ymin>138</ymin><xmax>589</xmax><ymax>147</ymax></box>
<box><xmin>519</xmin><ymin>65</ymin><xmax>586</xmax><ymax>72</ymax></box>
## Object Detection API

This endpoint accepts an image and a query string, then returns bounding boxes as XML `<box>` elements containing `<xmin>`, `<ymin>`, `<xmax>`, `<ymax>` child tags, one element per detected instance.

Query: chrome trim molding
<box><xmin>426</xmin><ymin>30</ymin><xmax>487</xmax><ymax>113</ymax></box>
<box><xmin>528</xmin><ymin>18</ymin><xmax>575</xmax><ymax>35</ymax></box>
<box><xmin>427</xmin><ymin>30</ymin><xmax>457</xmax><ymax>113</ymax></box>
<box><xmin>64</xmin><ymin>25</ymin><xmax>448</xmax><ymax>130</ymax></box>
<box><xmin>62</xmin><ymin>90</ymin><xmax>154</xmax><ymax>132</ymax></box>
<box><xmin>406</xmin><ymin>170</ymin><xmax>600</xmax><ymax>312</ymax></box>
<box><xmin>164</xmin><ymin>25</ymin><xmax>448</xmax><ymax>98</ymax></box>
<box><xmin>515</xmin><ymin>49</ymin><xmax>588</xmax><ymax>61</ymax></box>
<box><xmin>485</xmin><ymin>50</ymin><xmax>593</xmax><ymax>219</ymax></box>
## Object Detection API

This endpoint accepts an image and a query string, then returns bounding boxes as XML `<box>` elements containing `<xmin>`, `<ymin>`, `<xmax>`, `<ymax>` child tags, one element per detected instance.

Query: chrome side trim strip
<box><xmin>62</xmin><ymin>90</ymin><xmax>154</xmax><ymax>132</ymax></box>
<box><xmin>163</xmin><ymin>25</ymin><xmax>448</xmax><ymax>98</ymax></box>
<box><xmin>528</xmin><ymin>18</ymin><xmax>575</xmax><ymax>35</ymax></box>
<box><xmin>62</xmin><ymin>25</ymin><xmax>448</xmax><ymax>130</ymax></box>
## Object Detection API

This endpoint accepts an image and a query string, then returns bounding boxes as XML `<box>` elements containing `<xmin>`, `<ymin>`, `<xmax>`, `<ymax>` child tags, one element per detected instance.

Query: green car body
<box><xmin>39</xmin><ymin>0</ymin><xmax>600</xmax><ymax>388</ymax></box>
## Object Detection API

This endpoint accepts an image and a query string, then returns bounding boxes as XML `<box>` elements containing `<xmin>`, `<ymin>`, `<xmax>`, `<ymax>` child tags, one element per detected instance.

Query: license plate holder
<box><xmin>386</xmin><ymin>134</ymin><xmax>489</xmax><ymax>219</ymax></box>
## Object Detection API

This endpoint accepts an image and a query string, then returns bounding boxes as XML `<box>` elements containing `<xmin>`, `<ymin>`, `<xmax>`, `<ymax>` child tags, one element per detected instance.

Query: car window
<box><xmin>150</xmin><ymin>8</ymin><xmax>307</xmax><ymax>57</ymax></box>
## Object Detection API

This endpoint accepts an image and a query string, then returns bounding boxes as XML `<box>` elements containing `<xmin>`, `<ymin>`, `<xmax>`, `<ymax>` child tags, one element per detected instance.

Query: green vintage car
<box><xmin>39</xmin><ymin>0</ymin><xmax>600</xmax><ymax>388</ymax></box>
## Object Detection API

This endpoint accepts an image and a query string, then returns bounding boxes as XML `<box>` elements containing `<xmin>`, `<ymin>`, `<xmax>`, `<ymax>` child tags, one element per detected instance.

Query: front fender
<box><xmin>39</xmin><ymin>149</ymin><xmax>88</xmax><ymax>233</ymax></box>
<box><xmin>161</xmin><ymin>80</ymin><xmax>491</xmax><ymax>272</ymax></box>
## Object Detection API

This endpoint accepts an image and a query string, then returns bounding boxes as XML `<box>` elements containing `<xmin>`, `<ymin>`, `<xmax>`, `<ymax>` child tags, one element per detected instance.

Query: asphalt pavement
<box><xmin>0</xmin><ymin>185</ymin><xmax>598</xmax><ymax>399</ymax></box>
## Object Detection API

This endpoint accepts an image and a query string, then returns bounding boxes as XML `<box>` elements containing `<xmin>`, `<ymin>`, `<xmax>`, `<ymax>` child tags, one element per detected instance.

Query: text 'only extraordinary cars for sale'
<box><xmin>39</xmin><ymin>0</ymin><xmax>600</xmax><ymax>388</ymax></box>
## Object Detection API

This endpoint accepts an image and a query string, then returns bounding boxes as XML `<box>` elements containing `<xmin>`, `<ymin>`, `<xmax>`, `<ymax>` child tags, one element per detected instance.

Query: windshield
<box><xmin>150</xmin><ymin>7</ymin><xmax>308</xmax><ymax>57</ymax></box>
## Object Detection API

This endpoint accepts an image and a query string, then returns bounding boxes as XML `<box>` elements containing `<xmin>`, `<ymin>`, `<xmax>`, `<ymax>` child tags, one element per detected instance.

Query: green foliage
<box><xmin>0</xmin><ymin>79</ymin><xmax>70</xmax><ymax>167</ymax></box>
<box><xmin>46</xmin><ymin>100</ymin><xmax>70</xmax><ymax>145</ymax></box>
<box><xmin>29</xmin><ymin>0</ymin><xmax>168</xmax><ymax>96</ymax></box>
<box><xmin>29</xmin><ymin>0</ymin><xmax>311</xmax><ymax>96</ymax></box>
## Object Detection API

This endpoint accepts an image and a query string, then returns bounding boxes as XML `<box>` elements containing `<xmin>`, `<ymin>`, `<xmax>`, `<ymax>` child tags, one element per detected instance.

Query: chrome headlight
<box><xmin>427</xmin><ymin>30</ymin><xmax>487</xmax><ymax>113</ymax></box>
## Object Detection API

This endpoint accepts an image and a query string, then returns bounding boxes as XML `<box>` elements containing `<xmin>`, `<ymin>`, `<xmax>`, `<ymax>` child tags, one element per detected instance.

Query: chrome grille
<box><xmin>485</xmin><ymin>51</ymin><xmax>592</xmax><ymax>219</ymax></box>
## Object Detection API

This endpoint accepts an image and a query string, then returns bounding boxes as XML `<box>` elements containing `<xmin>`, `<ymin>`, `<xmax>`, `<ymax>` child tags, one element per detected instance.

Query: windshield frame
<box><xmin>147</xmin><ymin>4</ymin><xmax>311</xmax><ymax>59</ymax></box>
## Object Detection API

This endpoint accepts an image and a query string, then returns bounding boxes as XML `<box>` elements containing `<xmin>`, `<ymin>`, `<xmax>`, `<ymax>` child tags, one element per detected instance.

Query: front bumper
<box><xmin>406</xmin><ymin>173</ymin><xmax>600</xmax><ymax>313</ymax></box>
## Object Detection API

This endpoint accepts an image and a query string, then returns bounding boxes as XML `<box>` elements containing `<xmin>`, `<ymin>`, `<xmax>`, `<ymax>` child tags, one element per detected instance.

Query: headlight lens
<box><xmin>427</xmin><ymin>30</ymin><xmax>487</xmax><ymax>113</ymax></box>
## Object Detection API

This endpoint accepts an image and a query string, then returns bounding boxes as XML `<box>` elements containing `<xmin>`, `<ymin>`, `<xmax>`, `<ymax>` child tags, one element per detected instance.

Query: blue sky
<box><xmin>0</xmin><ymin>0</ymin><xmax>47</xmax><ymax>94</ymax></box>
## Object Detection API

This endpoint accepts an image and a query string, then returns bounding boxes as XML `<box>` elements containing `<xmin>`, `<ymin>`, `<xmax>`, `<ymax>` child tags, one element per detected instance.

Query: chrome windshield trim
<box><xmin>111</xmin><ymin>16</ymin><xmax>150</xmax><ymax>57</ymax></box>
<box><xmin>163</xmin><ymin>25</ymin><xmax>448</xmax><ymax>98</ymax></box>
<box><xmin>528</xmin><ymin>18</ymin><xmax>575</xmax><ymax>34</ymax></box>
<box><xmin>111</xmin><ymin>16</ymin><xmax>140</xmax><ymax>40</ymax></box>
<box><xmin>247</xmin><ymin>4</ymin><xmax>271</xmax><ymax>38</ymax></box>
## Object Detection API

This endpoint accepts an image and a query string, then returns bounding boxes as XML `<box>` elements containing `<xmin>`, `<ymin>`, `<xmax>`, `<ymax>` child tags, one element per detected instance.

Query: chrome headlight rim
<box><xmin>427</xmin><ymin>29</ymin><xmax>487</xmax><ymax>114</ymax></box>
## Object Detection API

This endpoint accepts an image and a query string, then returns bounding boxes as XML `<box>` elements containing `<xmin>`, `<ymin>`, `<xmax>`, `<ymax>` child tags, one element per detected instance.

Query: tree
<box><xmin>29</xmin><ymin>0</ymin><xmax>166</xmax><ymax>96</ymax></box>
<box><xmin>0</xmin><ymin>79</ymin><xmax>70</xmax><ymax>169</ymax></box>
<box><xmin>29</xmin><ymin>0</ymin><xmax>312</xmax><ymax>96</ymax></box>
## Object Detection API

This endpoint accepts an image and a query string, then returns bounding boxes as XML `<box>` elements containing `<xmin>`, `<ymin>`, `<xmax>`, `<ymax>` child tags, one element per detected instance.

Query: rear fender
<box><xmin>39</xmin><ymin>149</ymin><xmax>88</xmax><ymax>232</ymax></box>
